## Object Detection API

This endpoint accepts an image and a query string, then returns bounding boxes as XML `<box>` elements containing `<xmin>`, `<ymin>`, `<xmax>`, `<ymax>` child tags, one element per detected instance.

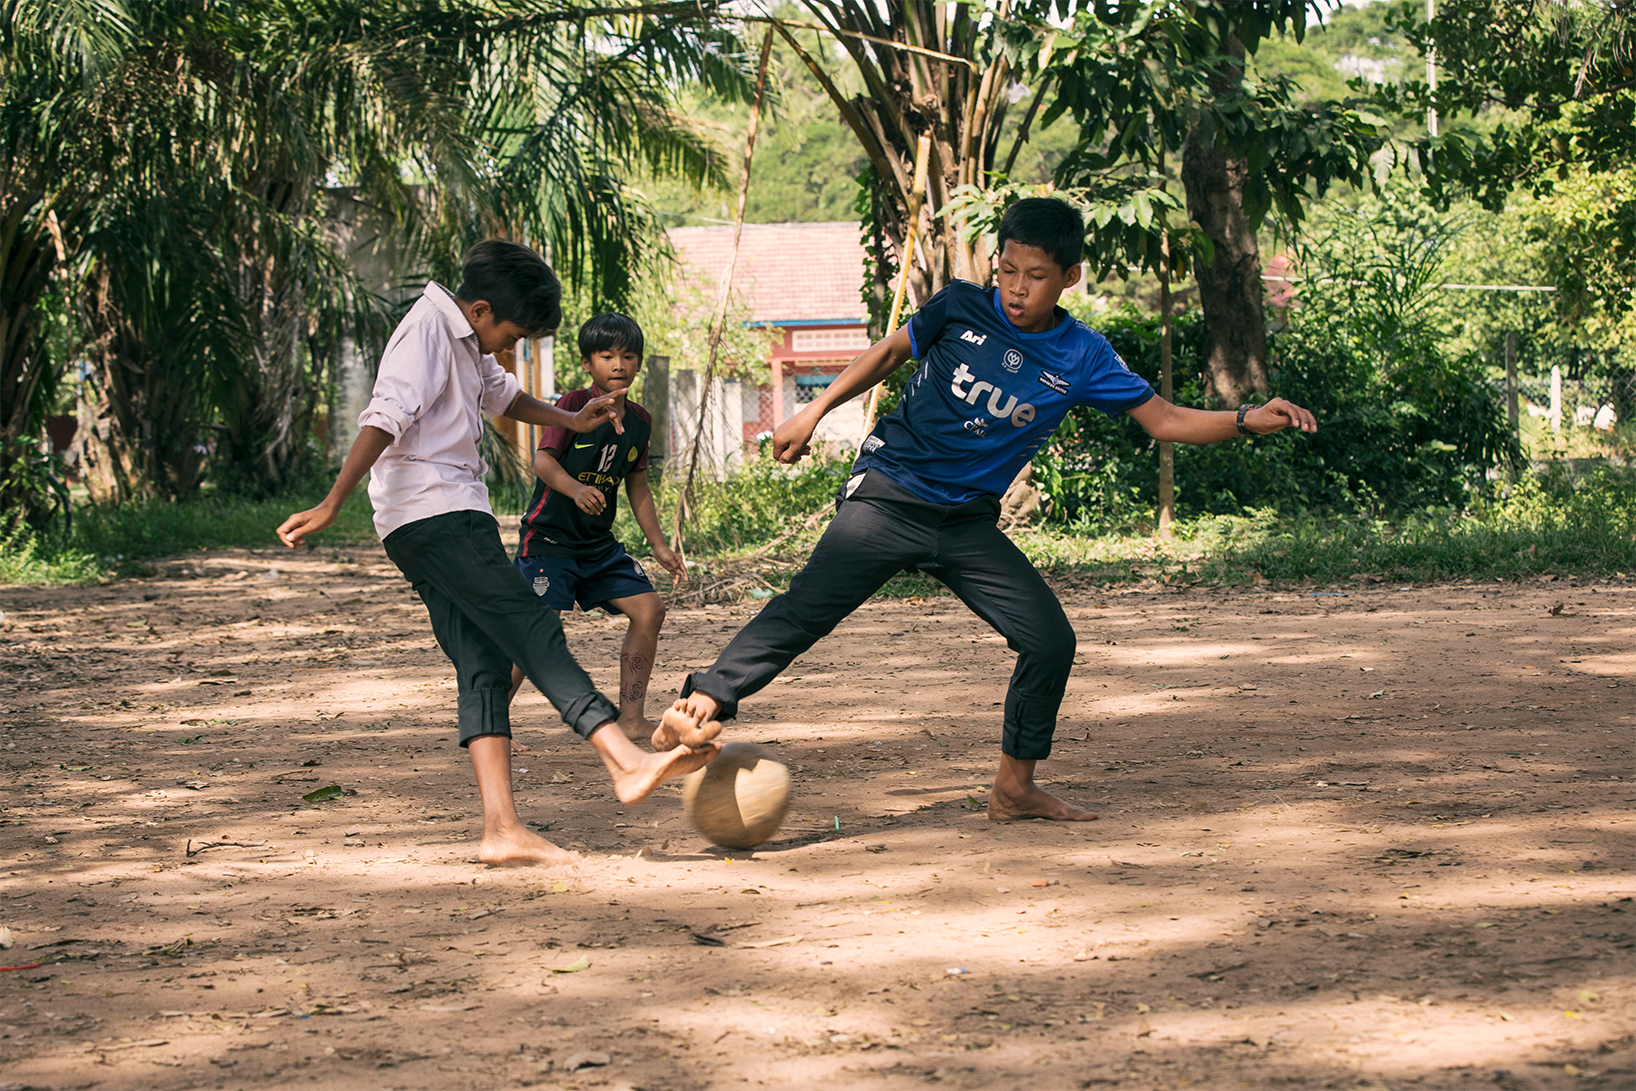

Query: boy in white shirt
<box><xmin>277</xmin><ymin>241</ymin><xmax>720</xmax><ymax>866</ymax></box>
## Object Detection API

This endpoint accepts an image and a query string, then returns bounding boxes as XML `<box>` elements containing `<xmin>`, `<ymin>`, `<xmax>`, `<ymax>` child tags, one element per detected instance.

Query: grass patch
<box><xmin>0</xmin><ymin>487</ymin><xmax>377</xmax><ymax>585</ymax></box>
<box><xmin>72</xmin><ymin>488</ymin><xmax>377</xmax><ymax>568</ymax></box>
<box><xmin>4</xmin><ymin>460</ymin><xmax>1632</xmax><ymax>591</ymax></box>
<box><xmin>665</xmin><ymin>464</ymin><xmax>1636</xmax><ymax>602</ymax></box>
<box><xmin>1017</xmin><ymin>466</ymin><xmax>1636</xmax><ymax>587</ymax></box>
<box><xmin>0</xmin><ymin>515</ymin><xmax>101</xmax><ymax>585</ymax></box>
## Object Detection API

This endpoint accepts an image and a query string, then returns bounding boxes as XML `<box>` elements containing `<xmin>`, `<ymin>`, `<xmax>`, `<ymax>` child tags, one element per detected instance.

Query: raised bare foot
<box><xmin>652</xmin><ymin>698</ymin><xmax>722</xmax><ymax>750</ymax></box>
<box><xmin>477</xmin><ymin>822</ymin><xmax>580</xmax><ymax>866</ymax></box>
<box><xmin>610</xmin><ymin>741</ymin><xmax>721</xmax><ymax>805</ymax></box>
<box><xmin>987</xmin><ymin>781</ymin><xmax>1099</xmax><ymax>822</ymax></box>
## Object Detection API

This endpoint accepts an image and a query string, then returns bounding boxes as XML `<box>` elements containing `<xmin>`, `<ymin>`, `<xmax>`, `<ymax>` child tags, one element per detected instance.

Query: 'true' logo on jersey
<box><xmin>959</xmin><ymin>329</ymin><xmax>987</xmax><ymax>346</ymax></box>
<box><xmin>950</xmin><ymin>363</ymin><xmax>1037</xmax><ymax>428</ymax></box>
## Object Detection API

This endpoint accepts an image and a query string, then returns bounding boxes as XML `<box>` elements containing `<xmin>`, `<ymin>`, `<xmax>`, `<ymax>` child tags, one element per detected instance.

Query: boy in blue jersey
<box><xmin>657</xmin><ymin>198</ymin><xmax>1315</xmax><ymax>821</ymax></box>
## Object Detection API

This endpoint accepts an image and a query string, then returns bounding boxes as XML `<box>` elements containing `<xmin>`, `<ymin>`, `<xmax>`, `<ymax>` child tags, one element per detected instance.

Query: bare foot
<box><xmin>653</xmin><ymin>697</ymin><xmax>722</xmax><ymax>750</ymax></box>
<box><xmin>477</xmin><ymin>822</ymin><xmax>580</xmax><ymax>866</ymax></box>
<box><xmin>609</xmin><ymin>741</ymin><xmax>721</xmax><ymax>805</ymax></box>
<box><xmin>988</xmin><ymin>781</ymin><xmax>1098</xmax><ymax>821</ymax></box>
<box><xmin>615</xmin><ymin>715</ymin><xmax>656</xmax><ymax>743</ymax></box>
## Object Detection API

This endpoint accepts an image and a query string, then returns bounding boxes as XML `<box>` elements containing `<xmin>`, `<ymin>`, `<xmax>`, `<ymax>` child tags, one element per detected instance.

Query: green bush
<box><xmin>615</xmin><ymin>448</ymin><xmax>852</xmax><ymax>557</ymax></box>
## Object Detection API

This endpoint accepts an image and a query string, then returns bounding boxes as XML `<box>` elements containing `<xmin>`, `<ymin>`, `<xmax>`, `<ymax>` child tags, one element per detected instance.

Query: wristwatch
<box><xmin>1236</xmin><ymin>404</ymin><xmax>1257</xmax><ymax>435</ymax></box>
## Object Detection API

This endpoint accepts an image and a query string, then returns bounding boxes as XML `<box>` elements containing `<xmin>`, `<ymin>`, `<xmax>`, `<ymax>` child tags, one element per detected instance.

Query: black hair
<box><xmin>455</xmin><ymin>240</ymin><xmax>562</xmax><ymax>335</ymax></box>
<box><xmin>994</xmin><ymin>196</ymin><xmax>1085</xmax><ymax>273</ymax></box>
<box><xmin>578</xmin><ymin>312</ymin><xmax>645</xmax><ymax>361</ymax></box>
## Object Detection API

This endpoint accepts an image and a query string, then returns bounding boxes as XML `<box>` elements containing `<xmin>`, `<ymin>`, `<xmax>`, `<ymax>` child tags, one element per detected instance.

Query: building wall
<box><xmin>734</xmin><ymin>323</ymin><xmax>874</xmax><ymax>452</ymax></box>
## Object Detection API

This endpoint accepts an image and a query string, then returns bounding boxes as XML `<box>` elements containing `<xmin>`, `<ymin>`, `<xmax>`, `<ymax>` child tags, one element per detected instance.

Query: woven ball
<box><xmin>682</xmin><ymin>742</ymin><xmax>791</xmax><ymax>850</ymax></box>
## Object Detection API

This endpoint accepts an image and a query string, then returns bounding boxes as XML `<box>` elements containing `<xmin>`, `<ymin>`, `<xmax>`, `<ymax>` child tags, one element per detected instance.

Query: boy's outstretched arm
<box><xmin>1126</xmin><ymin>395</ymin><xmax>1317</xmax><ymax>444</ymax></box>
<box><xmin>625</xmin><ymin>471</ymin><xmax>686</xmax><ymax>584</ymax></box>
<box><xmin>772</xmin><ymin>326</ymin><xmax>914</xmax><ymax>464</ymax></box>
<box><xmin>505</xmin><ymin>389</ymin><xmax>626</xmax><ymax>434</ymax></box>
<box><xmin>277</xmin><ymin>425</ymin><xmax>394</xmax><ymax>548</ymax></box>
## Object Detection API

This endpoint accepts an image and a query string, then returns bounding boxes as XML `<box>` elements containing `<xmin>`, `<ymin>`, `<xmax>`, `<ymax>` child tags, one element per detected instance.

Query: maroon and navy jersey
<box><xmin>516</xmin><ymin>388</ymin><xmax>651</xmax><ymax>559</ymax></box>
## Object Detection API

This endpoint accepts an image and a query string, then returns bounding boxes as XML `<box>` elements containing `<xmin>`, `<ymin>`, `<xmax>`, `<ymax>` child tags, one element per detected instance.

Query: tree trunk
<box><xmin>785</xmin><ymin>2</ymin><xmax>1015</xmax><ymax>307</ymax></box>
<box><xmin>80</xmin><ymin>266</ymin><xmax>210</xmax><ymax>502</ymax></box>
<box><xmin>1181</xmin><ymin>28</ymin><xmax>1269</xmax><ymax>408</ymax></box>
<box><xmin>0</xmin><ymin>197</ymin><xmax>61</xmax><ymax>522</ymax></box>
<box><xmin>214</xmin><ymin>185</ymin><xmax>323</xmax><ymax>495</ymax></box>
<box><xmin>1182</xmin><ymin>129</ymin><xmax>1269</xmax><ymax>407</ymax></box>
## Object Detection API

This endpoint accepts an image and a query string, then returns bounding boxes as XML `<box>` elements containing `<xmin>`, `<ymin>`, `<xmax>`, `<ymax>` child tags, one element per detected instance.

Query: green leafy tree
<box><xmin>2</xmin><ymin>0</ymin><xmax>751</xmax><ymax>506</ymax></box>
<box><xmin>1032</xmin><ymin>0</ymin><xmax>1386</xmax><ymax>405</ymax></box>
<box><xmin>1372</xmin><ymin>0</ymin><xmax>1635</xmax><ymax>407</ymax></box>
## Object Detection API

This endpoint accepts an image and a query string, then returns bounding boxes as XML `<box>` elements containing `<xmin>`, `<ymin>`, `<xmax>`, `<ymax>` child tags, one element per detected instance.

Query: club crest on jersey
<box><xmin>531</xmin><ymin>574</ymin><xmax>551</xmax><ymax>596</ymax></box>
<box><xmin>949</xmin><ymin>363</ymin><xmax>1038</xmax><ymax>427</ymax></box>
<box><xmin>1002</xmin><ymin>348</ymin><xmax>1024</xmax><ymax>373</ymax></box>
<box><xmin>1037</xmin><ymin>370</ymin><xmax>1070</xmax><ymax>395</ymax></box>
<box><xmin>959</xmin><ymin>329</ymin><xmax>988</xmax><ymax>346</ymax></box>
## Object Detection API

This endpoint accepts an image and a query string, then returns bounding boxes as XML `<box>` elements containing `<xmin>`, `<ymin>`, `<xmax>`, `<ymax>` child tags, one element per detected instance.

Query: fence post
<box><xmin>1550</xmin><ymin>364</ymin><xmax>1563</xmax><ymax>433</ymax></box>
<box><xmin>1504</xmin><ymin>332</ymin><xmax>1518</xmax><ymax>435</ymax></box>
<box><xmin>645</xmin><ymin>355</ymin><xmax>669</xmax><ymax>482</ymax></box>
<box><xmin>1504</xmin><ymin>332</ymin><xmax>1519</xmax><ymax>479</ymax></box>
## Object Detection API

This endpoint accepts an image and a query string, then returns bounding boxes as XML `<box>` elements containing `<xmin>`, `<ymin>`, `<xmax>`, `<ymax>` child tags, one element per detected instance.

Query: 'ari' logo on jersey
<box><xmin>959</xmin><ymin>329</ymin><xmax>988</xmax><ymax>346</ymax></box>
<box><xmin>950</xmin><ymin>363</ymin><xmax>1037</xmax><ymax>427</ymax></box>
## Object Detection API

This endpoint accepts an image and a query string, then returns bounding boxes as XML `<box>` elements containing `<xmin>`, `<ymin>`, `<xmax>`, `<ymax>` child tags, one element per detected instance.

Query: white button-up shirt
<box><xmin>358</xmin><ymin>283</ymin><xmax>522</xmax><ymax>538</ymax></box>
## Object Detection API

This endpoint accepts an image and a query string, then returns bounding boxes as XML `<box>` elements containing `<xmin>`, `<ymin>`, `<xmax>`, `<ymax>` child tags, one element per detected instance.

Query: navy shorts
<box><xmin>514</xmin><ymin>542</ymin><xmax>656</xmax><ymax>616</ymax></box>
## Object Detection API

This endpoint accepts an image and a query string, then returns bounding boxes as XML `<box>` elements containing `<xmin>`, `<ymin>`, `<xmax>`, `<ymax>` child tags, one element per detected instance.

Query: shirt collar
<box><xmin>425</xmin><ymin>282</ymin><xmax>476</xmax><ymax>341</ymax></box>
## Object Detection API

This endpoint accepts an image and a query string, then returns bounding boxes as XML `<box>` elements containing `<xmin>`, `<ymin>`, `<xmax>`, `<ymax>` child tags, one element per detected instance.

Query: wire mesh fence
<box><xmin>1502</xmin><ymin>371</ymin><xmax>1635</xmax><ymax>431</ymax></box>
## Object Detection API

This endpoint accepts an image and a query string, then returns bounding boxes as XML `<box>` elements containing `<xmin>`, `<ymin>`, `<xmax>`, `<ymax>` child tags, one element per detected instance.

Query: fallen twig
<box><xmin>186</xmin><ymin>839</ymin><xmax>266</xmax><ymax>857</ymax></box>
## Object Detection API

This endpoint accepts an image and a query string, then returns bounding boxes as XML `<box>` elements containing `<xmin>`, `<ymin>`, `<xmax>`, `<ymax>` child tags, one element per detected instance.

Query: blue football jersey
<box><xmin>851</xmin><ymin>280</ymin><xmax>1155</xmax><ymax>504</ymax></box>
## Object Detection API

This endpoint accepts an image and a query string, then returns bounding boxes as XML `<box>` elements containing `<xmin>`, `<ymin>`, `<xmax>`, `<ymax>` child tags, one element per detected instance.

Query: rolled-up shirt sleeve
<box><xmin>478</xmin><ymin>352</ymin><xmax>523</xmax><ymax>416</ymax></box>
<box><xmin>359</xmin><ymin>321</ymin><xmax>445</xmax><ymax>441</ymax></box>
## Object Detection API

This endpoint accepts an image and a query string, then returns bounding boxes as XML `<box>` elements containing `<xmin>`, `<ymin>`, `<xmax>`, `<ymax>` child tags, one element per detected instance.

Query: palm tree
<box><xmin>2</xmin><ymin>0</ymin><xmax>751</xmax><ymax>507</ymax></box>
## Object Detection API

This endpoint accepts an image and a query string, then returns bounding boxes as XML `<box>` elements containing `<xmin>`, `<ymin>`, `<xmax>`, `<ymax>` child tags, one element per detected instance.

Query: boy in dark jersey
<box><xmin>512</xmin><ymin>313</ymin><xmax>687</xmax><ymax>740</ymax></box>
<box><xmin>656</xmin><ymin>197</ymin><xmax>1316</xmax><ymax>821</ymax></box>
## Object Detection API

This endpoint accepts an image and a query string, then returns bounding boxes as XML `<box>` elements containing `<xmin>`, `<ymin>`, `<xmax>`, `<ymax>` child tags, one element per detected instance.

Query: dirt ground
<box><xmin>1</xmin><ymin>544</ymin><xmax>1632</xmax><ymax>1091</ymax></box>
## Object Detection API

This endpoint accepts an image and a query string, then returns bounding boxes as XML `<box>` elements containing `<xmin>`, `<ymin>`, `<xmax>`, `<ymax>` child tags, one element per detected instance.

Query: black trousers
<box><xmin>682</xmin><ymin>472</ymin><xmax>1076</xmax><ymax>760</ymax></box>
<box><xmin>382</xmin><ymin>509</ymin><xmax>619</xmax><ymax>746</ymax></box>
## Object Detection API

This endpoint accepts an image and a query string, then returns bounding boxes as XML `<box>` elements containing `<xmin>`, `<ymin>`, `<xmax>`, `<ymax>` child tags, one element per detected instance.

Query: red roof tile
<box><xmin>667</xmin><ymin>222</ymin><xmax>866</xmax><ymax>325</ymax></box>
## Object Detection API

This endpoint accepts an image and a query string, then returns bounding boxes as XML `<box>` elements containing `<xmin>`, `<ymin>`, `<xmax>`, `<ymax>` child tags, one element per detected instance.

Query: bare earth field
<box><xmin>1</xmin><ymin>545</ymin><xmax>1632</xmax><ymax>1091</ymax></box>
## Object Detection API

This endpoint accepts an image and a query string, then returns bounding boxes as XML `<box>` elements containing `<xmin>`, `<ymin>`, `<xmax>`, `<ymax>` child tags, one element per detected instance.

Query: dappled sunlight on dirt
<box><xmin>1</xmin><ymin>547</ymin><xmax>1631</xmax><ymax>1089</ymax></box>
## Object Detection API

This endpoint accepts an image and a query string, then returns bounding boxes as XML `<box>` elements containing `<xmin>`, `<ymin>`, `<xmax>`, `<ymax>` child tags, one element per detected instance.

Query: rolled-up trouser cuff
<box><xmin>1001</xmin><ymin>688</ymin><xmax>1059</xmax><ymax>761</ymax></box>
<box><xmin>681</xmin><ymin>671</ymin><xmax>739</xmax><ymax>721</ymax></box>
<box><xmin>458</xmin><ymin>688</ymin><xmax>512</xmax><ymax>747</ymax></box>
<box><xmin>560</xmin><ymin>690</ymin><xmax>620</xmax><ymax>740</ymax></box>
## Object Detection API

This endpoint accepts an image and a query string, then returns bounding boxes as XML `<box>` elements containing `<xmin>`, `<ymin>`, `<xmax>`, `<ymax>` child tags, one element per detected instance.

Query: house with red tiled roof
<box><xmin>668</xmin><ymin>222</ymin><xmax>873</xmax><ymax>449</ymax></box>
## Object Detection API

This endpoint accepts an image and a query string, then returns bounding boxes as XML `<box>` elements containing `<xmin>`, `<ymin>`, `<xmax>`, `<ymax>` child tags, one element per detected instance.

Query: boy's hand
<box><xmin>1246</xmin><ymin>398</ymin><xmax>1318</xmax><ymax>435</ymax></box>
<box><xmin>771</xmin><ymin>411</ymin><xmax>816</xmax><ymax>464</ymax></box>
<box><xmin>651</xmin><ymin>543</ymin><xmax>687</xmax><ymax>584</ymax></box>
<box><xmin>571</xmin><ymin>391</ymin><xmax>624</xmax><ymax>434</ymax></box>
<box><xmin>276</xmin><ymin>504</ymin><xmax>336</xmax><ymax>549</ymax></box>
<box><xmin>573</xmin><ymin>484</ymin><xmax>607</xmax><ymax>515</ymax></box>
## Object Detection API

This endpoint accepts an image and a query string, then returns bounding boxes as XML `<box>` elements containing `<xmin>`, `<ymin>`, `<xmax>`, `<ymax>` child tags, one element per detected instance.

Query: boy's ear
<box><xmin>581</xmin><ymin>357</ymin><xmax>594</xmax><ymax>372</ymax></box>
<box><xmin>1062</xmin><ymin>262</ymin><xmax>1082</xmax><ymax>292</ymax></box>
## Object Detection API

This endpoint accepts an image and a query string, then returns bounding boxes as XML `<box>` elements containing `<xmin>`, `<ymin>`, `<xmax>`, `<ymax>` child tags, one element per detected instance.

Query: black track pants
<box><xmin>382</xmin><ymin>510</ymin><xmax>619</xmax><ymax>745</ymax></box>
<box><xmin>681</xmin><ymin>472</ymin><xmax>1076</xmax><ymax>760</ymax></box>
